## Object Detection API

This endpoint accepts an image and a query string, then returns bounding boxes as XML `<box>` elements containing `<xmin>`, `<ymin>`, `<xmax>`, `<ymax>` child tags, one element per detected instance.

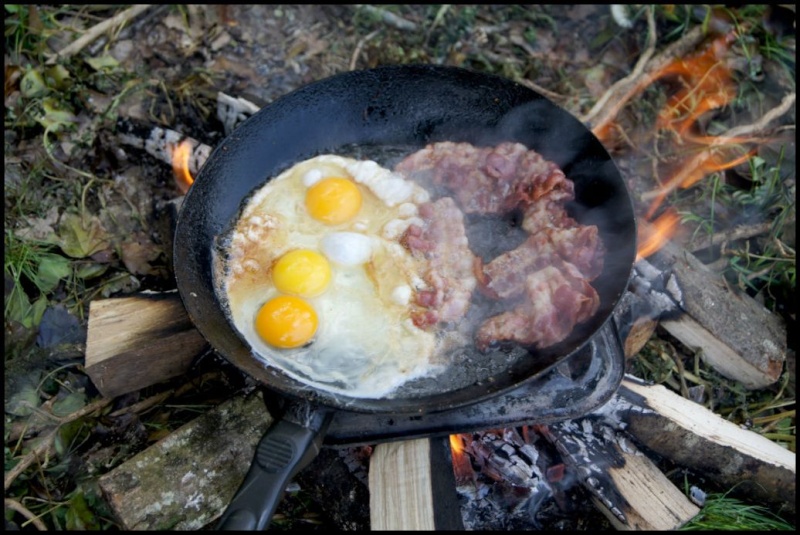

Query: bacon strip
<box><xmin>395</xmin><ymin>141</ymin><xmax>573</xmax><ymax>214</ymax></box>
<box><xmin>395</xmin><ymin>141</ymin><xmax>606</xmax><ymax>350</ymax></box>
<box><xmin>401</xmin><ymin>197</ymin><xmax>477</xmax><ymax>328</ymax></box>
<box><xmin>476</xmin><ymin>263</ymin><xmax>600</xmax><ymax>350</ymax></box>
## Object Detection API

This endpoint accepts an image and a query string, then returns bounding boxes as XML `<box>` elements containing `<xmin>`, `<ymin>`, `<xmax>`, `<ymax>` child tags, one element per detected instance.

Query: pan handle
<box><xmin>217</xmin><ymin>404</ymin><xmax>333</xmax><ymax>530</ymax></box>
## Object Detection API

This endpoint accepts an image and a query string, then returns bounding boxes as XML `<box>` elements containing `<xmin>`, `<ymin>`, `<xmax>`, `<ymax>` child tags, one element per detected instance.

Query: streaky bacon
<box><xmin>395</xmin><ymin>141</ymin><xmax>573</xmax><ymax>215</ymax></box>
<box><xmin>476</xmin><ymin>263</ymin><xmax>600</xmax><ymax>350</ymax></box>
<box><xmin>400</xmin><ymin>197</ymin><xmax>477</xmax><ymax>329</ymax></box>
<box><xmin>395</xmin><ymin>141</ymin><xmax>606</xmax><ymax>350</ymax></box>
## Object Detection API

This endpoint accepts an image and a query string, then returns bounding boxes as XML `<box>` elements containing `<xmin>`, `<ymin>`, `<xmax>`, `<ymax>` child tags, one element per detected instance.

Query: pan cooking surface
<box><xmin>174</xmin><ymin>65</ymin><xmax>637</xmax><ymax>414</ymax></box>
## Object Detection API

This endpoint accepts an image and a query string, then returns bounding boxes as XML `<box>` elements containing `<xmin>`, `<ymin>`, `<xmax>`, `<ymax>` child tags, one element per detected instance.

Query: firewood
<box><xmin>650</xmin><ymin>239</ymin><xmax>787</xmax><ymax>389</ymax></box>
<box><xmin>609</xmin><ymin>377</ymin><xmax>796</xmax><ymax>514</ymax></box>
<box><xmin>98</xmin><ymin>392</ymin><xmax>272</xmax><ymax>530</ymax></box>
<box><xmin>543</xmin><ymin>419</ymin><xmax>700</xmax><ymax>530</ymax></box>
<box><xmin>84</xmin><ymin>292</ymin><xmax>208</xmax><ymax>398</ymax></box>
<box><xmin>599</xmin><ymin>445</ymin><xmax>700</xmax><ymax>530</ymax></box>
<box><xmin>369</xmin><ymin>437</ymin><xmax>464</xmax><ymax>531</ymax></box>
<box><xmin>370</xmin><ymin>439</ymin><xmax>436</xmax><ymax>530</ymax></box>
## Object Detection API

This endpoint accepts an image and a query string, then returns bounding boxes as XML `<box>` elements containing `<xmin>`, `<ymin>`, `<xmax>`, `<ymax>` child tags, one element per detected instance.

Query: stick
<box><xmin>4</xmin><ymin>397</ymin><xmax>113</xmax><ymax>491</ymax></box>
<box><xmin>350</xmin><ymin>29</ymin><xmax>380</xmax><ymax>71</ymax></box>
<box><xmin>688</xmin><ymin>220</ymin><xmax>791</xmax><ymax>253</ymax></box>
<box><xmin>641</xmin><ymin>92</ymin><xmax>796</xmax><ymax>202</ymax></box>
<box><xmin>46</xmin><ymin>5</ymin><xmax>153</xmax><ymax>65</ymax></box>
<box><xmin>356</xmin><ymin>5</ymin><xmax>418</xmax><ymax>31</ymax></box>
<box><xmin>4</xmin><ymin>498</ymin><xmax>48</xmax><ymax>531</ymax></box>
<box><xmin>582</xmin><ymin>23</ymin><xmax>708</xmax><ymax>135</ymax></box>
<box><xmin>581</xmin><ymin>6</ymin><xmax>658</xmax><ymax>125</ymax></box>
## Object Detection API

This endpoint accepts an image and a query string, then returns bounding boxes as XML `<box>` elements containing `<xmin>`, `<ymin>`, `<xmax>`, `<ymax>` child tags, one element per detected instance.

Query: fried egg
<box><xmin>221</xmin><ymin>154</ymin><xmax>443</xmax><ymax>398</ymax></box>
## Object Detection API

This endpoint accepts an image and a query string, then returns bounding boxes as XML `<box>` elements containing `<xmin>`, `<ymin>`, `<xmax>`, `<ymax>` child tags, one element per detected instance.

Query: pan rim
<box><xmin>173</xmin><ymin>64</ymin><xmax>637</xmax><ymax>414</ymax></box>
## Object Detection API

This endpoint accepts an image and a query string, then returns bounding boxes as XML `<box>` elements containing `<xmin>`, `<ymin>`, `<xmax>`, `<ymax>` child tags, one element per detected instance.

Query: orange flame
<box><xmin>653</xmin><ymin>32</ymin><xmax>738</xmax><ymax>137</ymax></box>
<box><xmin>169</xmin><ymin>140</ymin><xmax>194</xmax><ymax>194</ymax></box>
<box><xmin>637</xmin><ymin>210</ymin><xmax>680</xmax><ymax>260</ymax></box>
<box><xmin>645</xmin><ymin>146</ymin><xmax>756</xmax><ymax>219</ymax></box>
<box><xmin>449</xmin><ymin>434</ymin><xmax>474</xmax><ymax>484</ymax></box>
<box><xmin>449</xmin><ymin>434</ymin><xmax>465</xmax><ymax>456</ymax></box>
<box><xmin>627</xmin><ymin>29</ymin><xmax>758</xmax><ymax>257</ymax></box>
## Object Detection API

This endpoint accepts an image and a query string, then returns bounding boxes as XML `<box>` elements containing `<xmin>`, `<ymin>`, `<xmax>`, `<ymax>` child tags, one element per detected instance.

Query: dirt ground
<box><xmin>4</xmin><ymin>4</ymin><xmax>796</xmax><ymax>531</ymax></box>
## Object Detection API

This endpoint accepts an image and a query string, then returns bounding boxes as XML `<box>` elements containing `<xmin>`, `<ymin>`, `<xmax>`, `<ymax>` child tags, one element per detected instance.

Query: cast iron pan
<box><xmin>173</xmin><ymin>65</ymin><xmax>637</xmax><ymax>529</ymax></box>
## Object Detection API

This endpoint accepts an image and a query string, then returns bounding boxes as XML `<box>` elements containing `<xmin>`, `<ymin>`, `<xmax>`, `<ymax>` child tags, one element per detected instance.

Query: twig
<box><xmin>46</xmin><ymin>5</ymin><xmax>153</xmax><ymax>65</ymax></box>
<box><xmin>581</xmin><ymin>20</ymin><xmax>708</xmax><ymax>133</ymax></box>
<box><xmin>4</xmin><ymin>397</ymin><xmax>113</xmax><ymax>491</ymax></box>
<box><xmin>689</xmin><ymin>220</ymin><xmax>794</xmax><ymax>254</ymax></box>
<box><xmin>350</xmin><ymin>29</ymin><xmax>380</xmax><ymax>71</ymax></box>
<box><xmin>581</xmin><ymin>6</ymin><xmax>659</xmax><ymax>127</ymax></box>
<box><xmin>712</xmin><ymin>92</ymin><xmax>796</xmax><ymax>141</ymax></box>
<box><xmin>4</xmin><ymin>498</ymin><xmax>48</xmax><ymax>531</ymax></box>
<box><xmin>356</xmin><ymin>5</ymin><xmax>418</xmax><ymax>31</ymax></box>
<box><xmin>107</xmin><ymin>371</ymin><xmax>221</xmax><ymax>417</ymax></box>
<box><xmin>641</xmin><ymin>93</ymin><xmax>796</xmax><ymax>202</ymax></box>
<box><xmin>516</xmin><ymin>78</ymin><xmax>570</xmax><ymax>104</ymax></box>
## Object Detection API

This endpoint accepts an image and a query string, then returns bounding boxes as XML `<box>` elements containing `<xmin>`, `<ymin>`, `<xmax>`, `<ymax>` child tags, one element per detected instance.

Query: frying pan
<box><xmin>173</xmin><ymin>65</ymin><xmax>637</xmax><ymax>529</ymax></box>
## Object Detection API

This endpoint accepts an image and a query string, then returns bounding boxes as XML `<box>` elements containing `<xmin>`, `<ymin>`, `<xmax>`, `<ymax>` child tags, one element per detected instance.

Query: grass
<box><xmin>680</xmin><ymin>490</ymin><xmax>795</xmax><ymax>530</ymax></box>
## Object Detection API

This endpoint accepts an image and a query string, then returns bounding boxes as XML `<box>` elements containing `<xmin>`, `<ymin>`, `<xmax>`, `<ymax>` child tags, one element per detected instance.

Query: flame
<box><xmin>652</xmin><ymin>32</ymin><xmax>737</xmax><ymax>137</ymax></box>
<box><xmin>622</xmin><ymin>29</ymin><xmax>758</xmax><ymax>257</ymax></box>
<box><xmin>449</xmin><ymin>434</ymin><xmax>474</xmax><ymax>484</ymax></box>
<box><xmin>449</xmin><ymin>434</ymin><xmax>465</xmax><ymax>456</ymax></box>
<box><xmin>169</xmin><ymin>140</ymin><xmax>194</xmax><ymax>194</ymax></box>
<box><xmin>637</xmin><ymin>209</ymin><xmax>680</xmax><ymax>260</ymax></box>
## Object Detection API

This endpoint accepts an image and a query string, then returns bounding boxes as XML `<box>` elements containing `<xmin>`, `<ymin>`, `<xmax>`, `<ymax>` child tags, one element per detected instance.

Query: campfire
<box><xmin>6</xmin><ymin>5</ymin><xmax>793</xmax><ymax>532</ymax></box>
<box><xmin>88</xmin><ymin>9</ymin><xmax>792</xmax><ymax>531</ymax></box>
<box><xmin>440</xmin><ymin>22</ymin><xmax>793</xmax><ymax>529</ymax></box>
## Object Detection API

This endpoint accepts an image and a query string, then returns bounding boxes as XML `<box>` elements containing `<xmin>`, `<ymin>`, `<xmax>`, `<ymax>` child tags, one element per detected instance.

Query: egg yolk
<box><xmin>305</xmin><ymin>177</ymin><xmax>362</xmax><ymax>224</ymax></box>
<box><xmin>272</xmin><ymin>249</ymin><xmax>331</xmax><ymax>297</ymax></box>
<box><xmin>255</xmin><ymin>295</ymin><xmax>318</xmax><ymax>348</ymax></box>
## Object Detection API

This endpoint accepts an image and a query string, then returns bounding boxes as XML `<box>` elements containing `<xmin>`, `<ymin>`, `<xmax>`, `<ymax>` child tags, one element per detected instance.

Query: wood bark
<box><xmin>650</xmin><ymin>239</ymin><xmax>787</xmax><ymax>388</ymax></box>
<box><xmin>98</xmin><ymin>392</ymin><xmax>272</xmax><ymax>530</ymax></box>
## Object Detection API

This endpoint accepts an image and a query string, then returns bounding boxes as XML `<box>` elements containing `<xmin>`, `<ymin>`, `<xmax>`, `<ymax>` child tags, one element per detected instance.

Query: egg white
<box><xmin>222</xmin><ymin>155</ymin><xmax>443</xmax><ymax>398</ymax></box>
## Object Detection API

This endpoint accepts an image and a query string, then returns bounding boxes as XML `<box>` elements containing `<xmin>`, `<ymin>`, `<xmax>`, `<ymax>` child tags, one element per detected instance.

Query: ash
<box><xmin>452</xmin><ymin>427</ymin><xmax>614</xmax><ymax>530</ymax></box>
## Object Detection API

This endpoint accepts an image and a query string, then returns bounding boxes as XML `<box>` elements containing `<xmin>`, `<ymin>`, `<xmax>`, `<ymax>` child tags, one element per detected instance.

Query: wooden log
<box><xmin>369</xmin><ymin>437</ymin><xmax>463</xmax><ymax>531</ymax></box>
<box><xmin>649</xmin><ymin>239</ymin><xmax>787</xmax><ymax>389</ymax></box>
<box><xmin>598</xmin><ymin>445</ymin><xmax>700</xmax><ymax>530</ymax></box>
<box><xmin>85</xmin><ymin>292</ymin><xmax>208</xmax><ymax>398</ymax></box>
<box><xmin>609</xmin><ymin>377</ymin><xmax>796</xmax><ymax>514</ymax></box>
<box><xmin>98</xmin><ymin>392</ymin><xmax>272</xmax><ymax>530</ymax></box>
<box><xmin>370</xmin><ymin>439</ymin><xmax>436</xmax><ymax>530</ymax></box>
<box><xmin>543</xmin><ymin>419</ymin><xmax>700</xmax><ymax>530</ymax></box>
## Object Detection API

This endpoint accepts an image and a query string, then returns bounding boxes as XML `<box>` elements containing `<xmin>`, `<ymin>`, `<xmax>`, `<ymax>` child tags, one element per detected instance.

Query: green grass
<box><xmin>681</xmin><ymin>491</ymin><xmax>794</xmax><ymax>530</ymax></box>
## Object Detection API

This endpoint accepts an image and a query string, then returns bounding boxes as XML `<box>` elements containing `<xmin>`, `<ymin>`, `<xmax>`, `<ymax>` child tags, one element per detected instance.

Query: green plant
<box><xmin>680</xmin><ymin>490</ymin><xmax>794</xmax><ymax>530</ymax></box>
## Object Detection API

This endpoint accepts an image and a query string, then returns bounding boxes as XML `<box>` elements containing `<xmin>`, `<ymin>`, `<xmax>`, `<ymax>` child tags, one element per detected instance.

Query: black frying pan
<box><xmin>173</xmin><ymin>65</ymin><xmax>637</xmax><ymax>529</ymax></box>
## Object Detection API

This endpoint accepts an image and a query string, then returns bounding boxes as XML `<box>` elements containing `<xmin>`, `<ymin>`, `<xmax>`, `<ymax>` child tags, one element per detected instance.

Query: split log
<box><xmin>369</xmin><ymin>437</ymin><xmax>463</xmax><ymax>531</ymax></box>
<box><xmin>649</xmin><ymin>239</ymin><xmax>787</xmax><ymax>389</ymax></box>
<box><xmin>85</xmin><ymin>292</ymin><xmax>208</xmax><ymax>398</ymax></box>
<box><xmin>98</xmin><ymin>392</ymin><xmax>272</xmax><ymax>530</ymax></box>
<box><xmin>606</xmin><ymin>377</ymin><xmax>796</xmax><ymax>514</ymax></box>
<box><xmin>543</xmin><ymin>419</ymin><xmax>700</xmax><ymax>530</ymax></box>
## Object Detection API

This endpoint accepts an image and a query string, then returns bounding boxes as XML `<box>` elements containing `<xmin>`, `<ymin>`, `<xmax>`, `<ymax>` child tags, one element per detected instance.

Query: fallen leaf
<box><xmin>57</xmin><ymin>212</ymin><xmax>112</xmax><ymax>259</ymax></box>
<box><xmin>121</xmin><ymin>235</ymin><xmax>163</xmax><ymax>276</ymax></box>
<box><xmin>14</xmin><ymin>205</ymin><xmax>61</xmax><ymax>243</ymax></box>
<box><xmin>36</xmin><ymin>253</ymin><xmax>72</xmax><ymax>292</ymax></box>
<box><xmin>52</xmin><ymin>391</ymin><xmax>88</xmax><ymax>417</ymax></box>
<box><xmin>6</xmin><ymin>383</ymin><xmax>42</xmax><ymax>417</ymax></box>
<box><xmin>36</xmin><ymin>304</ymin><xmax>86</xmax><ymax>348</ymax></box>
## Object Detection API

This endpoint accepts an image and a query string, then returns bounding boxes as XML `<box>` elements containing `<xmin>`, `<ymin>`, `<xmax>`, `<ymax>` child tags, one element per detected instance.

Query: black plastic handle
<box><xmin>217</xmin><ymin>405</ymin><xmax>333</xmax><ymax>530</ymax></box>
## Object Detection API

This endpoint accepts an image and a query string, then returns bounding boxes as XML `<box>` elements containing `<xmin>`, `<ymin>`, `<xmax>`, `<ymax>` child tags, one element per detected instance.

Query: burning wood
<box><xmin>115</xmin><ymin>91</ymin><xmax>260</xmax><ymax>194</ymax></box>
